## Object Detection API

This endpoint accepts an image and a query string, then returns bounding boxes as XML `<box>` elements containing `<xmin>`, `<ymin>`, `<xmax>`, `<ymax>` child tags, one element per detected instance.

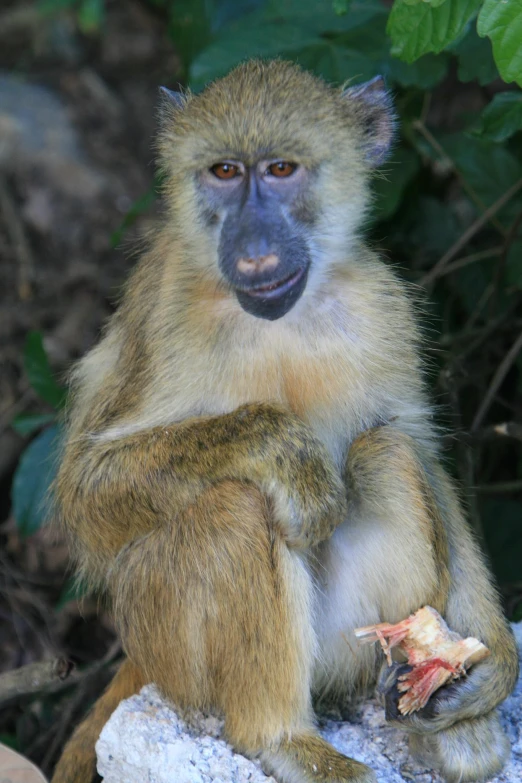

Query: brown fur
<box><xmin>52</xmin><ymin>61</ymin><xmax>518</xmax><ymax>783</ymax></box>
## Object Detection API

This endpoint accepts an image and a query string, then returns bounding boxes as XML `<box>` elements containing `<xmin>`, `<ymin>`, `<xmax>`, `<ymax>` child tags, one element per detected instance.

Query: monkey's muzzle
<box><xmin>235</xmin><ymin>264</ymin><xmax>309</xmax><ymax>321</ymax></box>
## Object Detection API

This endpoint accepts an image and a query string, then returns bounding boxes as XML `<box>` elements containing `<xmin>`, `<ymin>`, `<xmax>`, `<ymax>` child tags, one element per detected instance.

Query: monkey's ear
<box><xmin>159</xmin><ymin>86</ymin><xmax>185</xmax><ymax>108</ymax></box>
<box><xmin>342</xmin><ymin>76</ymin><xmax>395</xmax><ymax>167</ymax></box>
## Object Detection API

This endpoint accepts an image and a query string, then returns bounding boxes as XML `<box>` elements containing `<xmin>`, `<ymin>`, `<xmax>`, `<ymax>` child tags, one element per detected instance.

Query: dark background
<box><xmin>0</xmin><ymin>0</ymin><xmax>521</xmax><ymax>775</ymax></box>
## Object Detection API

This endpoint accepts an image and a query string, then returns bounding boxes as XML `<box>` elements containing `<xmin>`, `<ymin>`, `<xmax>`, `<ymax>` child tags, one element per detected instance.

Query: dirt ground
<box><xmin>0</xmin><ymin>1</ymin><xmax>181</xmax><ymax>773</ymax></box>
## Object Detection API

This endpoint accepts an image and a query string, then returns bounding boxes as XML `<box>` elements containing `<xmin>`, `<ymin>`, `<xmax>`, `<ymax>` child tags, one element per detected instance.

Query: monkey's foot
<box><xmin>261</xmin><ymin>732</ymin><xmax>377</xmax><ymax>783</ymax></box>
<box><xmin>409</xmin><ymin>711</ymin><xmax>509</xmax><ymax>783</ymax></box>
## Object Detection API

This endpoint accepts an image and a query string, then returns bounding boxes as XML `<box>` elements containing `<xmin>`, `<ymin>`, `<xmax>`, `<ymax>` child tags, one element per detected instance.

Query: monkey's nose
<box><xmin>236</xmin><ymin>254</ymin><xmax>279</xmax><ymax>275</ymax></box>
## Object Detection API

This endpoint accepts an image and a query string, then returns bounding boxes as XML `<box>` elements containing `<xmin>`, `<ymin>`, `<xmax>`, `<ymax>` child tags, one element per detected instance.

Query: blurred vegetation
<box><xmin>3</xmin><ymin>0</ymin><xmax>522</xmax><ymax>770</ymax></box>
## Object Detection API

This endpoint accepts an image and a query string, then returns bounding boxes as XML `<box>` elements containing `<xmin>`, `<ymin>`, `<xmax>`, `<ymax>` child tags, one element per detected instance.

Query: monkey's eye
<box><xmin>211</xmin><ymin>163</ymin><xmax>240</xmax><ymax>180</ymax></box>
<box><xmin>266</xmin><ymin>161</ymin><xmax>297</xmax><ymax>178</ymax></box>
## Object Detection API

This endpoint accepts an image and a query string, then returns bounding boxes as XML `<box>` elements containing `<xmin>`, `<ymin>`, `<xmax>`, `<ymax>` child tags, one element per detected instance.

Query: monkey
<box><xmin>50</xmin><ymin>60</ymin><xmax>518</xmax><ymax>783</ymax></box>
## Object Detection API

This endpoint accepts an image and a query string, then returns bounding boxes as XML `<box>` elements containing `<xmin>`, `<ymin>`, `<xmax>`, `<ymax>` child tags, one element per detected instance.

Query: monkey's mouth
<box><xmin>241</xmin><ymin>267</ymin><xmax>306</xmax><ymax>300</ymax></box>
<box><xmin>235</xmin><ymin>265</ymin><xmax>309</xmax><ymax>321</ymax></box>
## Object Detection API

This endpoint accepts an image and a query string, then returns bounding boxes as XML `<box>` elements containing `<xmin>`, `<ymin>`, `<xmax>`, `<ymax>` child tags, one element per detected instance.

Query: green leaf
<box><xmin>453</xmin><ymin>256</ymin><xmax>499</xmax><ymax>316</ymax></box>
<box><xmin>56</xmin><ymin>576</ymin><xmax>90</xmax><ymax>609</ymax></box>
<box><xmin>506</xmin><ymin>240</ymin><xmax>522</xmax><ymax>288</ymax></box>
<box><xmin>453</xmin><ymin>23</ymin><xmax>498</xmax><ymax>85</ymax></box>
<box><xmin>401</xmin><ymin>0</ymin><xmax>448</xmax><ymax>5</ymax></box>
<box><xmin>438</xmin><ymin>134</ymin><xmax>522</xmax><ymax>222</ymax></box>
<box><xmin>296</xmin><ymin>40</ymin><xmax>376</xmax><ymax>83</ymax></box>
<box><xmin>405</xmin><ymin>196</ymin><xmax>461</xmax><ymax>258</ymax></box>
<box><xmin>388</xmin><ymin>52</ymin><xmax>449</xmax><ymax>88</ymax></box>
<box><xmin>472</xmin><ymin>91</ymin><xmax>522</xmax><ymax>142</ymax></box>
<box><xmin>388</xmin><ymin>0</ymin><xmax>482</xmax><ymax>62</ymax></box>
<box><xmin>477</xmin><ymin>0</ymin><xmax>522</xmax><ymax>87</ymax></box>
<box><xmin>264</xmin><ymin>0</ymin><xmax>384</xmax><ymax>32</ymax></box>
<box><xmin>482</xmin><ymin>498</ymin><xmax>522</xmax><ymax>585</ymax></box>
<box><xmin>111</xmin><ymin>182</ymin><xmax>159</xmax><ymax>248</ymax></box>
<box><xmin>189</xmin><ymin>0</ymin><xmax>388</xmax><ymax>89</ymax></box>
<box><xmin>11</xmin><ymin>413</ymin><xmax>56</xmax><ymax>437</ymax></box>
<box><xmin>24</xmin><ymin>332</ymin><xmax>67</xmax><ymax>409</ymax></box>
<box><xmin>0</xmin><ymin>734</ymin><xmax>18</xmax><ymax>750</ymax></box>
<box><xmin>77</xmin><ymin>0</ymin><xmax>104</xmax><ymax>33</ymax></box>
<box><xmin>189</xmin><ymin>22</ymin><xmax>320</xmax><ymax>90</ymax></box>
<box><xmin>168</xmin><ymin>0</ymin><xmax>213</xmax><ymax>71</ymax></box>
<box><xmin>38</xmin><ymin>0</ymin><xmax>78</xmax><ymax>14</ymax></box>
<box><xmin>210</xmin><ymin>0</ymin><xmax>266</xmax><ymax>32</ymax></box>
<box><xmin>11</xmin><ymin>424</ymin><xmax>63</xmax><ymax>538</ymax></box>
<box><xmin>372</xmin><ymin>147</ymin><xmax>420</xmax><ymax>221</ymax></box>
<box><xmin>332</xmin><ymin>0</ymin><xmax>350</xmax><ymax>14</ymax></box>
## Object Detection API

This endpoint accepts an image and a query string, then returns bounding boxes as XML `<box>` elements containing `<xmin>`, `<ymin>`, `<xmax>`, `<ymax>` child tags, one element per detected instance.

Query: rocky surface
<box><xmin>97</xmin><ymin>625</ymin><xmax>522</xmax><ymax>783</ymax></box>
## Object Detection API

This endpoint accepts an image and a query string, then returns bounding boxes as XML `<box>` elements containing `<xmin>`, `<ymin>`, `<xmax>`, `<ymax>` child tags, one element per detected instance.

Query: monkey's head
<box><xmin>158</xmin><ymin>60</ymin><xmax>394</xmax><ymax>321</ymax></box>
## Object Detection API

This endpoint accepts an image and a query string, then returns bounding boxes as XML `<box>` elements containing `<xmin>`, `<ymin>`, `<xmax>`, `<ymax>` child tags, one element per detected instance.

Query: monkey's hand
<box><xmin>377</xmin><ymin>629</ymin><xmax>518</xmax><ymax>735</ymax></box>
<box><xmin>192</xmin><ymin>403</ymin><xmax>347</xmax><ymax>549</ymax></box>
<box><xmin>57</xmin><ymin>403</ymin><xmax>346</xmax><ymax>572</ymax></box>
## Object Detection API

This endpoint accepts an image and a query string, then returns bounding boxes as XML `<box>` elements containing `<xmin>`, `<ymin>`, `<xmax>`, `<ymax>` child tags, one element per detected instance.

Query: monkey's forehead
<box><xmin>160</xmin><ymin>60</ymin><xmax>363</xmax><ymax>167</ymax></box>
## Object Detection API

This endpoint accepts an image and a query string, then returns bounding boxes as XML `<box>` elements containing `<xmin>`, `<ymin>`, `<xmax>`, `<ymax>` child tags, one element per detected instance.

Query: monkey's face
<box><xmin>199</xmin><ymin>158</ymin><xmax>313</xmax><ymax>321</ymax></box>
<box><xmin>158</xmin><ymin>61</ymin><xmax>394</xmax><ymax>321</ymax></box>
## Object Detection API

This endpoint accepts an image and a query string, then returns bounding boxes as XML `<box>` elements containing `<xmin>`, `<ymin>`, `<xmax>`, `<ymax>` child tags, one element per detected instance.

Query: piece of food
<box><xmin>354</xmin><ymin>606</ymin><xmax>490</xmax><ymax>715</ymax></box>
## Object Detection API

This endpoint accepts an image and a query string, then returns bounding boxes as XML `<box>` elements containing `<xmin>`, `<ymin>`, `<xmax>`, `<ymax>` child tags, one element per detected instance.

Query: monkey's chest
<box><xmin>216</xmin><ymin>350</ymin><xmax>376</xmax><ymax>470</ymax></box>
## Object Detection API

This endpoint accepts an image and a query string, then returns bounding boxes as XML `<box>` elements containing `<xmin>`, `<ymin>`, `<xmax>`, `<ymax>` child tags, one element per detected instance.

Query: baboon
<box><xmin>52</xmin><ymin>60</ymin><xmax>518</xmax><ymax>783</ymax></box>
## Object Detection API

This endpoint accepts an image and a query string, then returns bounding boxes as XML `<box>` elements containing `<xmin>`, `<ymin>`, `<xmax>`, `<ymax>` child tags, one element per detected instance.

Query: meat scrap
<box><xmin>353</xmin><ymin>606</ymin><xmax>490</xmax><ymax>715</ymax></box>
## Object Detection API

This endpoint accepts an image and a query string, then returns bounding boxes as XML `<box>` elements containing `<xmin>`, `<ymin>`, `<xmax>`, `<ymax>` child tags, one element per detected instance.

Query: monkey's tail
<box><xmin>51</xmin><ymin>658</ymin><xmax>144</xmax><ymax>783</ymax></box>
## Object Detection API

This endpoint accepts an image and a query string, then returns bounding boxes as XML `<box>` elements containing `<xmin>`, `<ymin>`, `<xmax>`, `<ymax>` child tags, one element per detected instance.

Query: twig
<box><xmin>475</xmin><ymin>480</ymin><xmax>522</xmax><ymax>495</ymax></box>
<box><xmin>491</xmin><ymin>422</ymin><xmax>522</xmax><ymax>442</ymax></box>
<box><xmin>0</xmin><ymin>176</ymin><xmax>34</xmax><ymax>299</ymax></box>
<box><xmin>0</xmin><ymin>658</ymin><xmax>74</xmax><ymax>706</ymax></box>
<box><xmin>462</xmin><ymin>422</ymin><xmax>522</xmax><ymax>443</ymax></box>
<box><xmin>40</xmin><ymin>639</ymin><xmax>122</xmax><ymax>773</ymax></box>
<box><xmin>0</xmin><ymin>4</ymin><xmax>40</xmax><ymax>38</ymax></box>
<box><xmin>490</xmin><ymin>206</ymin><xmax>522</xmax><ymax>317</ymax></box>
<box><xmin>422</xmin><ymin>247</ymin><xmax>502</xmax><ymax>284</ymax></box>
<box><xmin>420</xmin><ymin>178</ymin><xmax>522</xmax><ymax>288</ymax></box>
<box><xmin>412</xmin><ymin>120</ymin><xmax>508</xmax><ymax>236</ymax></box>
<box><xmin>471</xmin><ymin>330</ymin><xmax>522</xmax><ymax>433</ymax></box>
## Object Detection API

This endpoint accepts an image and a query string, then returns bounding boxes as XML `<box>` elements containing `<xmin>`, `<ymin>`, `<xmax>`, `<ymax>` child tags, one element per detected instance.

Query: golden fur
<box><xmin>52</xmin><ymin>61</ymin><xmax>517</xmax><ymax>783</ymax></box>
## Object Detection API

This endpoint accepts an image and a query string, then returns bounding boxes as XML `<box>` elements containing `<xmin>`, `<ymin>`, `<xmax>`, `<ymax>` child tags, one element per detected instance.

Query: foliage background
<box><xmin>0</xmin><ymin>0</ymin><xmax>521</xmax><ymax>774</ymax></box>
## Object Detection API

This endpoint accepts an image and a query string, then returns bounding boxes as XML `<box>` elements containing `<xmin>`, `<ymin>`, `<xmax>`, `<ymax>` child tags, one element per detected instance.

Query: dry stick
<box><xmin>40</xmin><ymin>639</ymin><xmax>122</xmax><ymax>774</ymax></box>
<box><xmin>462</xmin><ymin>422</ymin><xmax>522</xmax><ymax>443</ymax></box>
<box><xmin>0</xmin><ymin>658</ymin><xmax>74</xmax><ymax>706</ymax></box>
<box><xmin>471</xmin><ymin>329</ymin><xmax>522</xmax><ymax>434</ymax></box>
<box><xmin>0</xmin><ymin>4</ymin><xmax>40</xmax><ymax>37</ymax></box>
<box><xmin>428</xmin><ymin>247</ymin><xmax>503</xmax><ymax>282</ymax></box>
<box><xmin>492</xmin><ymin>422</ymin><xmax>522</xmax><ymax>442</ymax></box>
<box><xmin>412</xmin><ymin>120</ymin><xmax>508</xmax><ymax>237</ymax></box>
<box><xmin>490</xmin><ymin>206</ymin><xmax>522</xmax><ymax>318</ymax></box>
<box><xmin>420</xmin><ymin>178</ymin><xmax>522</xmax><ymax>288</ymax></box>
<box><xmin>0</xmin><ymin>176</ymin><xmax>34</xmax><ymax>299</ymax></box>
<box><xmin>475</xmin><ymin>480</ymin><xmax>522</xmax><ymax>495</ymax></box>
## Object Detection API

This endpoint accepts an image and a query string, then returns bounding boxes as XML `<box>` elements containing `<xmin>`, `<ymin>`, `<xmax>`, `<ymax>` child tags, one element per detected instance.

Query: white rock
<box><xmin>97</xmin><ymin>624</ymin><xmax>522</xmax><ymax>783</ymax></box>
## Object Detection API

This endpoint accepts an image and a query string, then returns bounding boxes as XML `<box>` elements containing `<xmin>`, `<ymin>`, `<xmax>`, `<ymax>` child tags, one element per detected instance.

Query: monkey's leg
<box><xmin>335</xmin><ymin>428</ymin><xmax>518</xmax><ymax>782</ymax></box>
<box><xmin>385</xmin><ymin>463</ymin><xmax>519</xmax><ymax>782</ymax></box>
<box><xmin>313</xmin><ymin>426</ymin><xmax>451</xmax><ymax>704</ymax></box>
<box><xmin>408</xmin><ymin>712</ymin><xmax>510</xmax><ymax>783</ymax></box>
<box><xmin>111</xmin><ymin>480</ymin><xmax>376</xmax><ymax>783</ymax></box>
<box><xmin>51</xmin><ymin>659</ymin><xmax>144</xmax><ymax>783</ymax></box>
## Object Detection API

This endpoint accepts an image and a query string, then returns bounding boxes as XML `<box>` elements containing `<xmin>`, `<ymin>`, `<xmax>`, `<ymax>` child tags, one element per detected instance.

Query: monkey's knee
<box><xmin>409</xmin><ymin>711</ymin><xmax>510</xmax><ymax>783</ymax></box>
<box><xmin>207</xmin><ymin>482</ymin><xmax>317</xmax><ymax>748</ymax></box>
<box><xmin>112</xmin><ymin>479</ymin><xmax>316</xmax><ymax>749</ymax></box>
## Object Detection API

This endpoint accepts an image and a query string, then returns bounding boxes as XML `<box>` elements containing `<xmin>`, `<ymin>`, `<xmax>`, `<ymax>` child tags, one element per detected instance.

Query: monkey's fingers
<box><xmin>396</xmin><ymin>658</ymin><xmax>460</xmax><ymax>714</ymax></box>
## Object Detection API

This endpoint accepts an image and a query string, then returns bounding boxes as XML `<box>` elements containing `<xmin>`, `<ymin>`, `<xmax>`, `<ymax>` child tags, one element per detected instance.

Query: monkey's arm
<box><xmin>348</xmin><ymin>426</ymin><xmax>518</xmax><ymax>732</ymax></box>
<box><xmin>57</xmin><ymin>403</ymin><xmax>346</xmax><ymax>579</ymax></box>
<box><xmin>394</xmin><ymin>460</ymin><xmax>518</xmax><ymax>731</ymax></box>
